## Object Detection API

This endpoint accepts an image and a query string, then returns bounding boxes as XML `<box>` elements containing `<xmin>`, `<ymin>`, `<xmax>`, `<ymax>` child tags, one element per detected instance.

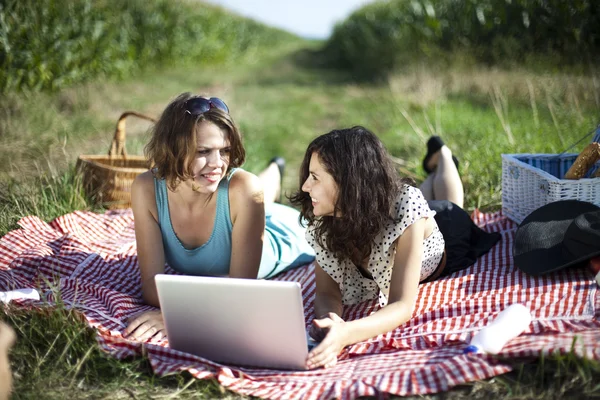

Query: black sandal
<box><xmin>269</xmin><ymin>156</ymin><xmax>285</xmax><ymax>202</ymax></box>
<box><xmin>422</xmin><ymin>136</ymin><xmax>459</xmax><ymax>174</ymax></box>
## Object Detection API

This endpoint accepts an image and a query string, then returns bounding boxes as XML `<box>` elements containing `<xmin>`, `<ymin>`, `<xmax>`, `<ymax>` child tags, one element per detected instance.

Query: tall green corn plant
<box><xmin>0</xmin><ymin>0</ymin><xmax>132</xmax><ymax>92</ymax></box>
<box><xmin>322</xmin><ymin>0</ymin><xmax>600</xmax><ymax>80</ymax></box>
<box><xmin>0</xmin><ymin>0</ymin><xmax>298</xmax><ymax>93</ymax></box>
<box><xmin>323</xmin><ymin>0</ymin><xmax>447</xmax><ymax>80</ymax></box>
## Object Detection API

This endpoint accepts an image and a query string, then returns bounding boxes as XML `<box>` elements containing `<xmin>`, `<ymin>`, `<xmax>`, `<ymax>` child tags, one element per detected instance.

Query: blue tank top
<box><xmin>154</xmin><ymin>170</ymin><xmax>236</xmax><ymax>276</ymax></box>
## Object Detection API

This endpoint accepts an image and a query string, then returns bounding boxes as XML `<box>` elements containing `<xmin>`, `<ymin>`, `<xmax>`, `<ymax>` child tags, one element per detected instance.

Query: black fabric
<box><xmin>428</xmin><ymin>200</ymin><xmax>501</xmax><ymax>276</ymax></box>
<box><xmin>268</xmin><ymin>156</ymin><xmax>285</xmax><ymax>203</ymax></box>
<box><xmin>422</xmin><ymin>136</ymin><xmax>459</xmax><ymax>174</ymax></box>
<box><xmin>513</xmin><ymin>200</ymin><xmax>600</xmax><ymax>276</ymax></box>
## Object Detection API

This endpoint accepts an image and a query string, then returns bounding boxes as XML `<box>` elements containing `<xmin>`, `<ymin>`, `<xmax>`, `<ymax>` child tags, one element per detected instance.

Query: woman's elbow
<box><xmin>388</xmin><ymin>299</ymin><xmax>416</xmax><ymax>323</ymax></box>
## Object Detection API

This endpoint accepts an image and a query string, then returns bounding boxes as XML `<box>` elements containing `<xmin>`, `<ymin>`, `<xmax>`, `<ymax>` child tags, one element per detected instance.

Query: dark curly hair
<box><xmin>145</xmin><ymin>92</ymin><xmax>245</xmax><ymax>191</ymax></box>
<box><xmin>290</xmin><ymin>126</ymin><xmax>412</xmax><ymax>267</ymax></box>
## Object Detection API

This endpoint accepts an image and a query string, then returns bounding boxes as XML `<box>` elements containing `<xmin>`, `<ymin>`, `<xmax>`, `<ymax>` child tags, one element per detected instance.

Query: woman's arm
<box><xmin>123</xmin><ymin>172</ymin><xmax>167</xmax><ymax>341</ymax></box>
<box><xmin>228</xmin><ymin>171</ymin><xmax>266</xmax><ymax>279</ymax></box>
<box><xmin>309</xmin><ymin>262</ymin><xmax>344</xmax><ymax>341</ymax></box>
<box><xmin>130</xmin><ymin>172</ymin><xmax>166</xmax><ymax>306</ymax></box>
<box><xmin>313</xmin><ymin>261</ymin><xmax>343</xmax><ymax>319</ymax></box>
<box><xmin>342</xmin><ymin>218</ymin><xmax>425</xmax><ymax>342</ymax></box>
<box><xmin>306</xmin><ymin>218</ymin><xmax>426</xmax><ymax>369</ymax></box>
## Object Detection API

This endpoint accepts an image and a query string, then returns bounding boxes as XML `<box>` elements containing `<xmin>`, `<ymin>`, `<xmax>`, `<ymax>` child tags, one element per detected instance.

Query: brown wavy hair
<box><xmin>145</xmin><ymin>92</ymin><xmax>245</xmax><ymax>190</ymax></box>
<box><xmin>290</xmin><ymin>126</ymin><xmax>413</xmax><ymax>266</ymax></box>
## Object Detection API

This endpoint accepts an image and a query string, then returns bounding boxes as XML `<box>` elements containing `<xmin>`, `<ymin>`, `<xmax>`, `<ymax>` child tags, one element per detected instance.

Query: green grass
<box><xmin>1</xmin><ymin>43</ymin><xmax>600</xmax><ymax>398</ymax></box>
<box><xmin>3</xmin><ymin>304</ymin><xmax>240</xmax><ymax>399</ymax></box>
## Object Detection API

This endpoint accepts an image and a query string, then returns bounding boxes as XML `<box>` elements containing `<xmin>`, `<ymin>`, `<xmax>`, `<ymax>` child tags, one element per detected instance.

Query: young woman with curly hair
<box><xmin>291</xmin><ymin>126</ymin><xmax>500</xmax><ymax>369</ymax></box>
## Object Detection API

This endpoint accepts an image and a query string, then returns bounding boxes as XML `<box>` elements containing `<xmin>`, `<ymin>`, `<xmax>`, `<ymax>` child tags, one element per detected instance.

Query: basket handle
<box><xmin>554</xmin><ymin>124</ymin><xmax>600</xmax><ymax>159</ymax></box>
<box><xmin>108</xmin><ymin>111</ymin><xmax>157</xmax><ymax>158</ymax></box>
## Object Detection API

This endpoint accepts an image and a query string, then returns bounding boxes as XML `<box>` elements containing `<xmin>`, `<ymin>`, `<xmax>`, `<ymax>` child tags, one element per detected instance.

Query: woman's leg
<box><xmin>257</xmin><ymin>161</ymin><xmax>282</xmax><ymax>204</ymax></box>
<box><xmin>419</xmin><ymin>174</ymin><xmax>434</xmax><ymax>200</ymax></box>
<box><xmin>420</xmin><ymin>145</ymin><xmax>464</xmax><ymax>208</ymax></box>
<box><xmin>258</xmin><ymin>203</ymin><xmax>316</xmax><ymax>279</ymax></box>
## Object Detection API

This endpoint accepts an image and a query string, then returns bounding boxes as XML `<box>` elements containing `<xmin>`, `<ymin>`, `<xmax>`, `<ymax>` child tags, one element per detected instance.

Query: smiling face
<box><xmin>188</xmin><ymin>120</ymin><xmax>230</xmax><ymax>193</ymax></box>
<box><xmin>301</xmin><ymin>152</ymin><xmax>339</xmax><ymax>217</ymax></box>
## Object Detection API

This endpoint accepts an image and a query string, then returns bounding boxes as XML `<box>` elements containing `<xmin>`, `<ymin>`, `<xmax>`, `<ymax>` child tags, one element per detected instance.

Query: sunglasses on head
<box><xmin>184</xmin><ymin>97</ymin><xmax>229</xmax><ymax>115</ymax></box>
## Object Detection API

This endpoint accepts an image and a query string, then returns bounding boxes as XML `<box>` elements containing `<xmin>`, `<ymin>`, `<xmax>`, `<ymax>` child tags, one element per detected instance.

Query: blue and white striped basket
<box><xmin>501</xmin><ymin>127</ymin><xmax>600</xmax><ymax>224</ymax></box>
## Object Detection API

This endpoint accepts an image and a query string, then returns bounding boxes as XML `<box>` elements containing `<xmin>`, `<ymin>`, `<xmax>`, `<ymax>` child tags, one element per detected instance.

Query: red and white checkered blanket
<box><xmin>0</xmin><ymin>210</ymin><xmax>599</xmax><ymax>399</ymax></box>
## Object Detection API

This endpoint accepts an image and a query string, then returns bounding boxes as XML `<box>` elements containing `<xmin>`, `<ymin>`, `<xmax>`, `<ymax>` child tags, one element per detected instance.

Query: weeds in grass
<box><xmin>0</xmin><ymin>168</ymin><xmax>91</xmax><ymax>235</ymax></box>
<box><xmin>545</xmin><ymin>88</ymin><xmax>566</xmax><ymax>147</ymax></box>
<box><xmin>492</xmin><ymin>343</ymin><xmax>600</xmax><ymax>399</ymax></box>
<box><xmin>490</xmin><ymin>84</ymin><xmax>515</xmax><ymax>145</ymax></box>
<box><xmin>1</xmin><ymin>296</ymin><xmax>240</xmax><ymax>399</ymax></box>
<box><xmin>525</xmin><ymin>79</ymin><xmax>539</xmax><ymax>129</ymax></box>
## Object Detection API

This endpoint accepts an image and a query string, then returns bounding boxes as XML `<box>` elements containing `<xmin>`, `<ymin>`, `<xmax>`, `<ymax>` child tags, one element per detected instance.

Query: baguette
<box><xmin>564</xmin><ymin>142</ymin><xmax>600</xmax><ymax>180</ymax></box>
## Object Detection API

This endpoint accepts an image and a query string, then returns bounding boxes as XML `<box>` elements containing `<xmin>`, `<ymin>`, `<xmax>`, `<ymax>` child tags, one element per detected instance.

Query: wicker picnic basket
<box><xmin>76</xmin><ymin>111</ymin><xmax>157</xmax><ymax>209</ymax></box>
<box><xmin>501</xmin><ymin>127</ymin><xmax>600</xmax><ymax>224</ymax></box>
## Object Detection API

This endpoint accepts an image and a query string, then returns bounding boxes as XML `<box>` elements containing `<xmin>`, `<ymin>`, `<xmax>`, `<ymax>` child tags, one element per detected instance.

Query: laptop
<box><xmin>155</xmin><ymin>274</ymin><xmax>317</xmax><ymax>370</ymax></box>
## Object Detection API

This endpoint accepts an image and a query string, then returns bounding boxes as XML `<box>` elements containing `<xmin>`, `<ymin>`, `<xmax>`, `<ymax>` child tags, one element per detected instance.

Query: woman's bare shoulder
<box><xmin>132</xmin><ymin>170</ymin><xmax>155</xmax><ymax>191</ymax></box>
<box><xmin>131</xmin><ymin>171</ymin><xmax>158</xmax><ymax>216</ymax></box>
<box><xmin>228</xmin><ymin>169</ymin><xmax>263</xmax><ymax>199</ymax></box>
<box><xmin>228</xmin><ymin>169</ymin><xmax>264</xmax><ymax>224</ymax></box>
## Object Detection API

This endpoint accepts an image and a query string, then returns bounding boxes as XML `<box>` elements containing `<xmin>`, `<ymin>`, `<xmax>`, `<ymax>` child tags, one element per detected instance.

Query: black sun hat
<box><xmin>513</xmin><ymin>200</ymin><xmax>600</xmax><ymax>276</ymax></box>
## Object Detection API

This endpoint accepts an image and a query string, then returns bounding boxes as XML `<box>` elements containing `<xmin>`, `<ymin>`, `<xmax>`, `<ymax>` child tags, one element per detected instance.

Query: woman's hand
<box><xmin>306</xmin><ymin>313</ymin><xmax>348</xmax><ymax>369</ymax></box>
<box><xmin>309</xmin><ymin>312</ymin><xmax>344</xmax><ymax>341</ymax></box>
<box><xmin>123</xmin><ymin>310</ymin><xmax>166</xmax><ymax>342</ymax></box>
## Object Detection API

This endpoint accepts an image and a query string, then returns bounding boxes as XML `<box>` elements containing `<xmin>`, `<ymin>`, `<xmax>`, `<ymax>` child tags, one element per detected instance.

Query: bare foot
<box><xmin>258</xmin><ymin>161</ymin><xmax>282</xmax><ymax>203</ymax></box>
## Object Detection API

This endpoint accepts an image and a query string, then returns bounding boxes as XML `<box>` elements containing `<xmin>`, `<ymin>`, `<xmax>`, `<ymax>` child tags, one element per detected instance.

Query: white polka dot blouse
<box><xmin>306</xmin><ymin>185</ymin><xmax>445</xmax><ymax>307</ymax></box>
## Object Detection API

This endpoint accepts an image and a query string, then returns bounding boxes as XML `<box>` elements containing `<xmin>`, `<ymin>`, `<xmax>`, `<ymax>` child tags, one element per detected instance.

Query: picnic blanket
<box><xmin>0</xmin><ymin>209</ymin><xmax>599</xmax><ymax>399</ymax></box>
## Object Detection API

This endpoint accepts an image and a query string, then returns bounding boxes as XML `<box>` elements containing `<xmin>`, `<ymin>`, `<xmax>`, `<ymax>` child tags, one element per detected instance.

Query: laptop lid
<box><xmin>155</xmin><ymin>274</ymin><xmax>309</xmax><ymax>370</ymax></box>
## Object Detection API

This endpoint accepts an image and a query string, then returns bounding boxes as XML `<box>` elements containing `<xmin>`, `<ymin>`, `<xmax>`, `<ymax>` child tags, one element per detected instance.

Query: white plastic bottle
<box><xmin>464</xmin><ymin>303</ymin><xmax>532</xmax><ymax>355</ymax></box>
